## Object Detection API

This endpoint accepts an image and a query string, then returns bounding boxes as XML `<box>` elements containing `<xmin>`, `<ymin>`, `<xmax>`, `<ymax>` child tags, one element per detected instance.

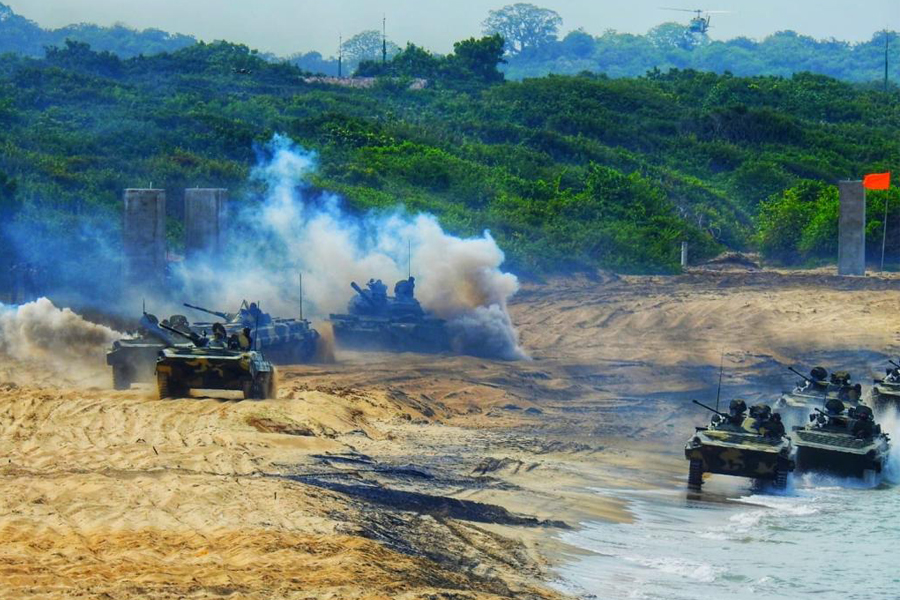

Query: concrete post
<box><xmin>838</xmin><ymin>180</ymin><xmax>866</xmax><ymax>276</ymax></box>
<box><xmin>123</xmin><ymin>188</ymin><xmax>166</xmax><ymax>289</ymax></box>
<box><xmin>680</xmin><ymin>242</ymin><xmax>689</xmax><ymax>268</ymax></box>
<box><xmin>184</xmin><ymin>188</ymin><xmax>227</xmax><ymax>258</ymax></box>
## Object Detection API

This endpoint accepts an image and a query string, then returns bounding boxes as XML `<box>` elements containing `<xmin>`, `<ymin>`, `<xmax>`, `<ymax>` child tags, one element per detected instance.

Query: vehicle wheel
<box><xmin>688</xmin><ymin>459</ymin><xmax>704</xmax><ymax>489</ymax></box>
<box><xmin>773</xmin><ymin>469</ymin><xmax>789</xmax><ymax>490</ymax></box>
<box><xmin>157</xmin><ymin>372</ymin><xmax>172</xmax><ymax>399</ymax></box>
<box><xmin>157</xmin><ymin>372</ymin><xmax>187</xmax><ymax>399</ymax></box>
<box><xmin>265</xmin><ymin>371</ymin><xmax>277</xmax><ymax>400</ymax></box>
<box><xmin>245</xmin><ymin>373</ymin><xmax>272</xmax><ymax>400</ymax></box>
<box><xmin>112</xmin><ymin>365</ymin><xmax>132</xmax><ymax>391</ymax></box>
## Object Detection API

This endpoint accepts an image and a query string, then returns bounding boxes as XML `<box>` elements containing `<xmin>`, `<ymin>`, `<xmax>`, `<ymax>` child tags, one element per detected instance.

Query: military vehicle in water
<box><xmin>155</xmin><ymin>322</ymin><xmax>276</xmax><ymax>400</ymax></box>
<box><xmin>774</xmin><ymin>366</ymin><xmax>863</xmax><ymax>423</ymax></box>
<box><xmin>184</xmin><ymin>300</ymin><xmax>319</xmax><ymax>364</ymax></box>
<box><xmin>329</xmin><ymin>277</ymin><xmax>451</xmax><ymax>353</ymax></box>
<box><xmin>106</xmin><ymin>313</ymin><xmax>192</xmax><ymax>390</ymax></box>
<box><xmin>792</xmin><ymin>398</ymin><xmax>890</xmax><ymax>480</ymax></box>
<box><xmin>869</xmin><ymin>360</ymin><xmax>900</xmax><ymax>410</ymax></box>
<box><xmin>685</xmin><ymin>399</ymin><xmax>794</xmax><ymax>489</ymax></box>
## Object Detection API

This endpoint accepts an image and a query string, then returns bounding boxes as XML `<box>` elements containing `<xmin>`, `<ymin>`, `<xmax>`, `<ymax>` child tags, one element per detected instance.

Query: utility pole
<box><xmin>885</xmin><ymin>29</ymin><xmax>890</xmax><ymax>92</ymax></box>
<box><xmin>382</xmin><ymin>15</ymin><xmax>387</xmax><ymax>64</ymax></box>
<box><xmin>338</xmin><ymin>33</ymin><xmax>343</xmax><ymax>78</ymax></box>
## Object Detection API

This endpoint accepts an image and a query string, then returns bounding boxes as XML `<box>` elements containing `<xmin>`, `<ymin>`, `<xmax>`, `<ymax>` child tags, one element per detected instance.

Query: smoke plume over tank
<box><xmin>175</xmin><ymin>134</ymin><xmax>525</xmax><ymax>360</ymax></box>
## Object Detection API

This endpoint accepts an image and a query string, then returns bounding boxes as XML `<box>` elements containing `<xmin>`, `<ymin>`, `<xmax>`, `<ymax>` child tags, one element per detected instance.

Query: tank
<box><xmin>791</xmin><ymin>399</ymin><xmax>890</xmax><ymax>480</ymax></box>
<box><xmin>774</xmin><ymin>366</ymin><xmax>863</xmax><ymax>424</ymax></box>
<box><xmin>685</xmin><ymin>399</ymin><xmax>794</xmax><ymax>490</ymax></box>
<box><xmin>106</xmin><ymin>313</ymin><xmax>192</xmax><ymax>390</ymax></box>
<box><xmin>869</xmin><ymin>360</ymin><xmax>900</xmax><ymax>410</ymax></box>
<box><xmin>328</xmin><ymin>278</ymin><xmax>450</xmax><ymax>353</ymax></box>
<box><xmin>184</xmin><ymin>300</ymin><xmax>319</xmax><ymax>364</ymax></box>
<box><xmin>155</xmin><ymin>322</ymin><xmax>276</xmax><ymax>400</ymax></box>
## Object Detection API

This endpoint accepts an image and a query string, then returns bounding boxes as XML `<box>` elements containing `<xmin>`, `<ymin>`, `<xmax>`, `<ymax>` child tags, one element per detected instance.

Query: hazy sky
<box><xmin>6</xmin><ymin>0</ymin><xmax>899</xmax><ymax>56</ymax></box>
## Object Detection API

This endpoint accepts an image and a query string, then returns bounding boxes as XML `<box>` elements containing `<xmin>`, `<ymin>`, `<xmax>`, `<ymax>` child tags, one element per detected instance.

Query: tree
<box><xmin>648</xmin><ymin>22</ymin><xmax>688</xmax><ymax>50</ymax></box>
<box><xmin>342</xmin><ymin>30</ymin><xmax>399</xmax><ymax>69</ymax></box>
<box><xmin>482</xmin><ymin>3</ymin><xmax>562</xmax><ymax>55</ymax></box>
<box><xmin>446</xmin><ymin>35</ymin><xmax>506</xmax><ymax>84</ymax></box>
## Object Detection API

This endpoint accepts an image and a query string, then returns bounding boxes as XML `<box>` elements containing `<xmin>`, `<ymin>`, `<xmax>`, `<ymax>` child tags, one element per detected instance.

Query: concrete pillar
<box><xmin>123</xmin><ymin>189</ymin><xmax>166</xmax><ymax>288</ymax></box>
<box><xmin>184</xmin><ymin>188</ymin><xmax>227</xmax><ymax>258</ymax></box>
<box><xmin>838</xmin><ymin>180</ymin><xmax>866</xmax><ymax>276</ymax></box>
<box><xmin>680</xmin><ymin>242</ymin><xmax>689</xmax><ymax>268</ymax></box>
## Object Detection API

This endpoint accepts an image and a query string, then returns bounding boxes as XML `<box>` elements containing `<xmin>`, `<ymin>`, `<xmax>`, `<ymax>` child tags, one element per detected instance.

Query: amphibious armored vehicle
<box><xmin>792</xmin><ymin>398</ymin><xmax>890</xmax><ymax>480</ymax></box>
<box><xmin>775</xmin><ymin>366</ymin><xmax>863</xmax><ymax>423</ymax></box>
<box><xmin>329</xmin><ymin>278</ymin><xmax>450</xmax><ymax>353</ymax></box>
<box><xmin>155</xmin><ymin>322</ymin><xmax>276</xmax><ymax>400</ymax></box>
<box><xmin>185</xmin><ymin>300</ymin><xmax>319</xmax><ymax>364</ymax></box>
<box><xmin>869</xmin><ymin>360</ymin><xmax>900</xmax><ymax>410</ymax></box>
<box><xmin>106</xmin><ymin>313</ymin><xmax>192</xmax><ymax>390</ymax></box>
<box><xmin>685</xmin><ymin>399</ymin><xmax>794</xmax><ymax>489</ymax></box>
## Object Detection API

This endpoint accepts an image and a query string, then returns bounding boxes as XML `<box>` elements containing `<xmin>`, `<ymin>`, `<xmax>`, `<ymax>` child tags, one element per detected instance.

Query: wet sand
<box><xmin>1</xmin><ymin>263</ymin><xmax>899</xmax><ymax>598</ymax></box>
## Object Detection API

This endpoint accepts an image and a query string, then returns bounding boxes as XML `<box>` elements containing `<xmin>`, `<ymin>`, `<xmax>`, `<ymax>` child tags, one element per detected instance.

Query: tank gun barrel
<box><xmin>350</xmin><ymin>281</ymin><xmax>378</xmax><ymax>306</ymax></box>
<box><xmin>692</xmin><ymin>399</ymin><xmax>728</xmax><ymax>417</ymax></box>
<box><xmin>159</xmin><ymin>321</ymin><xmax>207</xmax><ymax>347</ymax></box>
<box><xmin>788</xmin><ymin>366</ymin><xmax>811</xmax><ymax>382</ymax></box>
<box><xmin>183</xmin><ymin>303</ymin><xmax>232</xmax><ymax>321</ymax></box>
<box><xmin>889</xmin><ymin>359</ymin><xmax>900</xmax><ymax>370</ymax></box>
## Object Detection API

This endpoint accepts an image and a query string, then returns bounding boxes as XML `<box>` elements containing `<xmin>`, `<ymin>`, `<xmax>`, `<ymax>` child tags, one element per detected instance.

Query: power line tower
<box><xmin>382</xmin><ymin>15</ymin><xmax>387</xmax><ymax>64</ymax></box>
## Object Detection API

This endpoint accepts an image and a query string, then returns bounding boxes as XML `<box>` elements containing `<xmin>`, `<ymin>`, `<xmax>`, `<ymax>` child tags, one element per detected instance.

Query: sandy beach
<box><xmin>2</xmin><ymin>262</ymin><xmax>899</xmax><ymax>598</ymax></box>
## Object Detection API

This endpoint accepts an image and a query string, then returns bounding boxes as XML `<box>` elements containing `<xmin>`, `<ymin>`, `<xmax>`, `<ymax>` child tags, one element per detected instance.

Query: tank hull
<box><xmin>792</xmin><ymin>429</ymin><xmax>888</xmax><ymax>477</ymax></box>
<box><xmin>869</xmin><ymin>381</ymin><xmax>900</xmax><ymax>411</ymax></box>
<box><xmin>685</xmin><ymin>429</ymin><xmax>793</xmax><ymax>483</ymax></box>
<box><xmin>156</xmin><ymin>348</ymin><xmax>275</xmax><ymax>400</ymax></box>
<box><xmin>329</xmin><ymin>314</ymin><xmax>450</xmax><ymax>353</ymax></box>
<box><xmin>106</xmin><ymin>340</ymin><xmax>168</xmax><ymax>389</ymax></box>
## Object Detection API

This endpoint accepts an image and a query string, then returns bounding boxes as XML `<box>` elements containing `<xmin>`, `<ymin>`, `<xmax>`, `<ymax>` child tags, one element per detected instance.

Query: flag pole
<box><xmin>882</xmin><ymin>195</ymin><xmax>889</xmax><ymax>272</ymax></box>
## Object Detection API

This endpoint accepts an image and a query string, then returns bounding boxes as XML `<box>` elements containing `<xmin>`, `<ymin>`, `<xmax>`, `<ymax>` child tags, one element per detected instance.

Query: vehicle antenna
<box><xmin>408</xmin><ymin>239</ymin><xmax>411</xmax><ymax>278</ymax></box>
<box><xmin>254</xmin><ymin>301</ymin><xmax>261</xmax><ymax>351</ymax></box>
<box><xmin>298</xmin><ymin>272</ymin><xmax>303</xmax><ymax>321</ymax></box>
<box><xmin>715</xmin><ymin>350</ymin><xmax>724</xmax><ymax>413</ymax></box>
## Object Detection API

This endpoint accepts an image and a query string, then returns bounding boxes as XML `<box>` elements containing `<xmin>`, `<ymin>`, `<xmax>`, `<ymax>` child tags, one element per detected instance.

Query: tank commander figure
<box><xmin>210</xmin><ymin>323</ymin><xmax>228</xmax><ymax>348</ymax></box>
<box><xmin>238</xmin><ymin>327</ymin><xmax>253</xmax><ymax>350</ymax></box>
<box><xmin>394</xmin><ymin>276</ymin><xmax>416</xmax><ymax>300</ymax></box>
<box><xmin>727</xmin><ymin>399</ymin><xmax>747</xmax><ymax>426</ymax></box>
<box><xmin>369</xmin><ymin>279</ymin><xmax>388</xmax><ymax>300</ymax></box>
<box><xmin>852</xmin><ymin>407</ymin><xmax>876</xmax><ymax>439</ymax></box>
<box><xmin>760</xmin><ymin>412</ymin><xmax>785</xmax><ymax>438</ymax></box>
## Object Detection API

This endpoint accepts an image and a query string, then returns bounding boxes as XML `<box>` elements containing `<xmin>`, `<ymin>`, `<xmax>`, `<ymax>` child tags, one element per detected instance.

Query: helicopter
<box><xmin>661</xmin><ymin>8</ymin><xmax>730</xmax><ymax>45</ymax></box>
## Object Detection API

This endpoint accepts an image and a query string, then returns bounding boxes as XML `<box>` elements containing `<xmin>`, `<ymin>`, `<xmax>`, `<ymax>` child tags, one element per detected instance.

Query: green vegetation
<box><xmin>0</xmin><ymin>34</ymin><xmax>898</xmax><ymax>282</ymax></box>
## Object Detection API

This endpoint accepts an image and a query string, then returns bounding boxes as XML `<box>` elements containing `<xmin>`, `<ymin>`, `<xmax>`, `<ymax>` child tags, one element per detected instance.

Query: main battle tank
<box><xmin>792</xmin><ymin>399</ymin><xmax>890</xmax><ymax>480</ymax></box>
<box><xmin>685</xmin><ymin>399</ymin><xmax>794</xmax><ymax>490</ymax></box>
<box><xmin>106</xmin><ymin>313</ymin><xmax>192</xmax><ymax>390</ymax></box>
<box><xmin>329</xmin><ymin>278</ymin><xmax>450</xmax><ymax>353</ymax></box>
<box><xmin>774</xmin><ymin>366</ymin><xmax>863</xmax><ymax>423</ymax></box>
<box><xmin>869</xmin><ymin>360</ymin><xmax>900</xmax><ymax>410</ymax></box>
<box><xmin>155</xmin><ymin>322</ymin><xmax>276</xmax><ymax>400</ymax></box>
<box><xmin>184</xmin><ymin>300</ymin><xmax>319</xmax><ymax>364</ymax></box>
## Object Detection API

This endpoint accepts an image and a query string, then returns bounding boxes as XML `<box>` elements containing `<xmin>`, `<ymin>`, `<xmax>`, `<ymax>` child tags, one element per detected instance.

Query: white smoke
<box><xmin>173</xmin><ymin>134</ymin><xmax>525</xmax><ymax>360</ymax></box>
<box><xmin>0</xmin><ymin>298</ymin><xmax>122</xmax><ymax>383</ymax></box>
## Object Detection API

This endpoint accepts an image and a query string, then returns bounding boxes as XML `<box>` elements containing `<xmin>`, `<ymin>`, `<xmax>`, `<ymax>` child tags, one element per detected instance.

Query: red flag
<box><xmin>863</xmin><ymin>172</ymin><xmax>891</xmax><ymax>190</ymax></box>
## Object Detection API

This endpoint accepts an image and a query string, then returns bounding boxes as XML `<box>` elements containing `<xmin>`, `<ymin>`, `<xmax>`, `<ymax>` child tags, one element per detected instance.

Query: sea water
<box><xmin>555</xmin><ymin>410</ymin><xmax>900</xmax><ymax>600</ymax></box>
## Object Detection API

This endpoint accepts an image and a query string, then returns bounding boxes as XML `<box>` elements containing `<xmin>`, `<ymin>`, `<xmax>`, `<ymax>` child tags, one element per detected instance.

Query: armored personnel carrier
<box><xmin>792</xmin><ymin>398</ymin><xmax>890</xmax><ymax>480</ymax></box>
<box><xmin>329</xmin><ymin>278</ymin><xmax>450</xmax><ymax>353</ymax></box>
<box><xmin>685</xmin><ymin>399</ymin><xmax>794</xmax><ymax>490</ymax></box>
<box><xmin>774</xmin><ymin>366</ymin><xmax>863</xmax><ymax>423</ymax></box>
<box><xmin>184</xmin><ymin>300</ymin><xmax>319</xmax><ymax>364</ymax></box>
<box><xmin>869</xmin><ymin>360</ymin><xmax>900</xmax><ymax>410</ymax></box>
<box><xmin>155</xmin><ymin>322</ymin><xmax>276</xmax><ymax>400</ymax></box>
<box><xmin>106</xmin><ymin>313</ymin><xmax>192</xmax><ymax>390</ymax></box>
